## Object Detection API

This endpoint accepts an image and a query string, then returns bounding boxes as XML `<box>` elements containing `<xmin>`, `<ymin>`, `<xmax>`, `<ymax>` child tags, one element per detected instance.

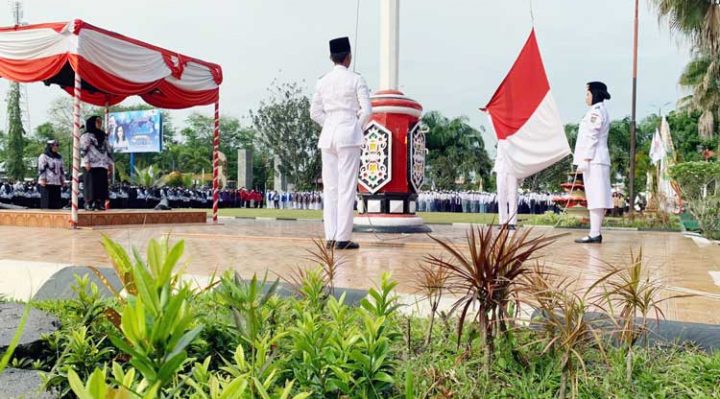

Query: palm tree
<box><xmin>652</xmin><ymin>0</ymin><xmax>720</xmax><ymax>147</ymax></box>
<box><xmin>422</xmin><ymin>111</ymin><xmax>492</xmax><ymax>190</ymax></box>
<box><xmin>653</xmin><ymin>0</ymin><xmax>720</xmax><ymax>53</ymax></box>
<box><xmin>678</xmin><ymin>52</ymin><xmax>719</xmax><ymax>140</ymax></box>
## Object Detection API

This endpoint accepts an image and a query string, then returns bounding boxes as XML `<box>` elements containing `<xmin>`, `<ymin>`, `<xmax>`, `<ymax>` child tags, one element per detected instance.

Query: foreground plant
<box><xmin>524</xmin><ymin>263</ymin><xmax>617</xmax><ymax>399</ymax></box>
<box><xmin>103</xmin><ymin>236</ymin><xmax>203</xmax><ymax>390</ymax></box>
<box><xmin>215</xmin><ymin>271</ymin><xmax>280</xmax><ymax>346</ymax></box>
<box><xmin>413</xmin><ymin>263</ymin><xmax>449</xmax><ymax>347</ymax></box>
<box><xmin>425</xmin><ymin>224</ymin><xmax>564</xmax><ymax>372</ymax></box>
<box><xmin>303</xmin><ymin>237</ymin><xmax>346</xmax><ymax>296</ymax></box>
<box><xmin>602</xmin><ymin>248</ymin><xmax>690</xmax><ymax>383</ymax></box>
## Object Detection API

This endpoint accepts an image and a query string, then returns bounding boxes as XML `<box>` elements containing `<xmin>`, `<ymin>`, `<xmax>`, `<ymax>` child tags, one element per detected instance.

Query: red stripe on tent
<box><xmin>483</xmin><ymin>29</ymin><xmax>550</xmax><ymax>139</ymax></box>
<box><xmin>0</xmin><ymin>54</ymin><xmax>68</xmax><ymax>82</ymax></box>
<box><xmin>0</xmin><ymin>22</ymin><xmax>67</xmax><ymax>33</ymax></box>
<box><xmin>142</xmin><ymin>81</ymin><xmax>219</xmax><ymax>109</ymax></box>
<box><xmin>68</xmin><ymin>55</ymin><xmax>162</xmax><ymax>96</ymax></box>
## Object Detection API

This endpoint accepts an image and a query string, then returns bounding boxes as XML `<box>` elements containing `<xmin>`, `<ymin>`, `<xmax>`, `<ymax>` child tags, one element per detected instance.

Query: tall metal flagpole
<box><xmin>629</xmin><ymin>0</ymin><xmax>639</xmax><ymax>215</ymax></box>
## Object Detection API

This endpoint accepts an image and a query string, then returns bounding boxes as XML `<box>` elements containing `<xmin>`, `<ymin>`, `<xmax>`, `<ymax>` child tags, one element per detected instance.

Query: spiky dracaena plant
<box><xmin>413</xmin><ymin>262</ymin><xmax>450</xmax><ymax>347</ymax></box>
<box><xmin>302</xmin><ymin>237</ymin><xmax>346</xmax><ymax>296</ymax></box>
<box><xmin>424</xmin><ymin>224</ymin><xmax>565</xmax><ymax>373</ymax></box>
<box><xmin>524</xmin><ymin>264</ymin><xmax>617</xmax><ymax>399</ymax></box>
<box><xmin>601</xmin><ymin>248</ymin><xmax>692</xmax><ymax>383</ymax></box>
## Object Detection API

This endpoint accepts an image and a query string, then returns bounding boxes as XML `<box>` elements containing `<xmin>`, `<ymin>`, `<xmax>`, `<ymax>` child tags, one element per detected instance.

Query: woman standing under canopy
<box><xmin>37</xmin><ymin>140</ymin><xmax>65</xmax><ymax>209</ymax></box>
<box><xmin>80</xmin><ymin>116</ymin><xmax>114</xmax><ymax>211</ymax></box>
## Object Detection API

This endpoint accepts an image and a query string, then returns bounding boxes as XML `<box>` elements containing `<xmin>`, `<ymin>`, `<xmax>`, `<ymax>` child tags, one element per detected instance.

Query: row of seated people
<box><xmin>0</xmin><ymin>181</ymin><xmax>267</xmax><ymax>209</ymax></box>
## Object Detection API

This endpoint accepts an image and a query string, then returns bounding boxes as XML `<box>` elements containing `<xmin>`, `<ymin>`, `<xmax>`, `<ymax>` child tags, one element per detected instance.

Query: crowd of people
<box><xmin>265</xmin><ymin>190</ymin><xmax>323</xmax><ymax>210</ymax></box>
<box><xmin>416</xmin><ymin>191</ymin><xmax>561</xmax><ymax>214</ymax></box>
<box><xmin>3</xmin><ymin>181</ymin><xmax>575</xmax><ymax>216</ymax></box>
<box><xmin>0</xmin><ymin>181</ymin><xmax>267</xmax><ymax>210</ymax></box>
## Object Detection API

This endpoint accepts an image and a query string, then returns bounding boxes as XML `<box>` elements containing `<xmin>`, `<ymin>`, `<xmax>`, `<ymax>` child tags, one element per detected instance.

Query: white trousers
<box><xmin>589</xmin><ymin>208</ymin><xmax>604</xmax><ymax>237</ymax></box>
<box><xmin>322</xmin><ymin>145</ymin><xmax>361</xmax><ymax>242</ymax></box>
<box><xmin>497</xmin><ymin>172</ymin><xmax>519</xmax><ymax>225</ymax></box>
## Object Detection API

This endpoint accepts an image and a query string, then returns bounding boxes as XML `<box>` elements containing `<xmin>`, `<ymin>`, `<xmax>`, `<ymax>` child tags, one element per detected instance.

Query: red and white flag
<box><xmin>482</xmin><ymin>29</ymin><xmax>570</xmax><ymax>178</ymax></box>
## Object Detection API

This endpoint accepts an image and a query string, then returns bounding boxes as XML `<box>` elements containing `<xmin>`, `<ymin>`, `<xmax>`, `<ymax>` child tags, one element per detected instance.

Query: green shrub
<box><xmin>525</xmin><ymin>211</ymin><xmax>583</xmax><ymax>228</ymax></box>
<box><xmin>687</xmin><ymin>195</ymin><xmax>720</xmax><ymax>240</ymax></box>
<box><xmin>669</xmin><ymin>161</ymin><xmax>720</xmax><ymax>200</ymax></box>
<box><xmin>16</xmin><ymin>236</ymin><xmax>720</xmax><ymax>399</ymax></box>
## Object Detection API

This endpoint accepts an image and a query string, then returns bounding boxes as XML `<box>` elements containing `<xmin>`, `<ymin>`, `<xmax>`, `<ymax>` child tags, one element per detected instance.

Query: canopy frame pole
<box><xmin>70</xmin><ymin>72</ymin><xmax>82</xmax><ymax>227</ymax></box>
<box><xmin>212</xmin><ymin>97</ymin><xmax>220</xmax><ymax>223</ymax></box>
<box><xmin>104</xmin><ymin>102</ymin><xmax>113</xmax><ymax>203</ymax></box>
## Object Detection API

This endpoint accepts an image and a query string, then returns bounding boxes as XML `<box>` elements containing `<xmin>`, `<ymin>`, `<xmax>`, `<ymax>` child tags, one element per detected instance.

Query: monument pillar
<box><xmin>237</xmin><ymin>148</ymin><xmax>253</xmax><ymax>188</ymax></box>
<box><xmin>353</xmin><ymin>0</ymin><xmax>430</xmax><ymax>233</ymax></box>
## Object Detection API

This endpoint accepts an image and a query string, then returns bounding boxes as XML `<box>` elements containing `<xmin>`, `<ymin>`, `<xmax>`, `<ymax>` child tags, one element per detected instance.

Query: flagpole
<box><xmin>629</xmin><ymin>0</ymin><xmax>639</xmax><ymax>216</ymax></box>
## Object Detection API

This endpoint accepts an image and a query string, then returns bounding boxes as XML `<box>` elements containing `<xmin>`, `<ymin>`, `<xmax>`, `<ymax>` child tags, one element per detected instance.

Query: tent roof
<box><xmin>0</xmin><ymin>19</ymin><xmax>222</xmax><ymax>109</ymax></box>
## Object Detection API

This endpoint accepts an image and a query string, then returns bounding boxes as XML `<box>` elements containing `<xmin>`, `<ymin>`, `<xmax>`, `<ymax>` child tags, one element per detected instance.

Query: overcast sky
<box><xmin>4</xmin><ymin>0</ymin><xmax>692</xmax><ymax>147</ymax></box>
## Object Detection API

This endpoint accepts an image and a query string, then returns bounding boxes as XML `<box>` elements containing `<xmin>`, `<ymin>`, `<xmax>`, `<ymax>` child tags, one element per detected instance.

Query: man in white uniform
<box><xmin>573</xmin><ymin>81</ymin><xmax>612</xmax><ymax>244</ymax></box>
<box><xmin>310</xmin><ymin>37</ymin><xmax>372</xmax><ymax>250</ymax></box>
<box><xmin>494</xmin><ymin>139</ymin><xmax>520</xmax><ymax>230</ymax></box>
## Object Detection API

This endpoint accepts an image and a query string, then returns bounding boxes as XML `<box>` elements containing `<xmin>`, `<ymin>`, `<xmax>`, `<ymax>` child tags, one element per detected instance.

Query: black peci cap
<box><xmin>329</xmin><ymin>37</ymin><xmax>351</xmax><ymax>55</ymax></box>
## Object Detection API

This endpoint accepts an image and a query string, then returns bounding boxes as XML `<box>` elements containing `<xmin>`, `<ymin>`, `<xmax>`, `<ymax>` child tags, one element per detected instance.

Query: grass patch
<box><xmin>216</xmin><ymin>208</ymin><xmax>323</xmax><ymax>219</ymax></box>
<box><xmin>215</xmin><ymin>208</ymin><xmax>682</xmax><ymax>231</ymax></box>
<box><xmin>216</xmin><ymin>208</ymin><xmax>501</xmax><ymax>224</ymax></box>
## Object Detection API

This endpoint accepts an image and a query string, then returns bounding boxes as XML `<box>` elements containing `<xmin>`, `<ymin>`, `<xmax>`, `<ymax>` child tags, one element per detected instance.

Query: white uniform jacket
<box><xmin>573</xmin><ymin>102</ymin><xmax>610</xmax><ymax>166</ymax></box>
<box><xmin>310</xmin><ymin>65</ymin><xmax>372</xmax><ymax>149</ymax></box>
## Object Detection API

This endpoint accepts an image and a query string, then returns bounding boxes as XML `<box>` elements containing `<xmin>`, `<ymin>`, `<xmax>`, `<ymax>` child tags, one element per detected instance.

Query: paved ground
<box><xmin>0</xmin><ymin>218</ymin><xmax>718</xmax><ymax>324</ymax></box>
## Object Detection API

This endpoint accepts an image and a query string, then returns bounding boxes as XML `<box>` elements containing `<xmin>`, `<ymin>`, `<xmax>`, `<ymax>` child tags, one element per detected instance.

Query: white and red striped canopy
<box><xmin>0</xmin><ymin>19</ymin><xmax>222</xmax><ymax>109</ymax></box>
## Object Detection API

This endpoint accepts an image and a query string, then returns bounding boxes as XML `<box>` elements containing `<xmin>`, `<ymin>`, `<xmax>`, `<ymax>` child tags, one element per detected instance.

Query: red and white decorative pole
<box><xmin>212</xmin><ymin>98</ymin><xmax>220</xmax><ymax>223</ymax></box>
<box><xmin>353</xmin><ymin>0</ymin><xmax>430</xmax><ymax>233</ymax></box>
<box><xmin>70</xmin><ymin>71</ymin><xmax>82</xmax><ymax>227</ymax></box>
<box><xmin>104</xmin><ymin>101</ymin><xmax>111</xmax><ymax>209</ymax></box>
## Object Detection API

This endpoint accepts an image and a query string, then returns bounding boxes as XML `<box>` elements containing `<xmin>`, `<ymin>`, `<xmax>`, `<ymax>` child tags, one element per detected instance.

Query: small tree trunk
<box><xmin>559</xmin><ymin>370</ymin><xmax>568</xmax><ymax>399</ymax></box>
<box><xmin>425</xmin><ymin>301</ymin><xmax>438</xmax><ymax>347</ymax></box>
<box><xmin>626</xmin><ymin>347</ymin><xmax>633</xmax><ymax>383</ymax></box>
<box><xmin>559</xmin><ymin>354</ymin><xmax>569</xmax><ymax>399</ymax></box>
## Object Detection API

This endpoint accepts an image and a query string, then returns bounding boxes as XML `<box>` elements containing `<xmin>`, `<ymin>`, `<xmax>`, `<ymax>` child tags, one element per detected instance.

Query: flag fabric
<box><xmin>658</xmin><ymin>116</ymin><xmax>681</xmax><ymax>212</ymax></box>
<box><xmin>482</xmin><ymin>29</ymin><xmax>570</xmax><ymax>179</ymax></box>
<box><xmin>649</xmin><ymin>128</ymin><xmax>666</xmax><ymax>165</ymax></box>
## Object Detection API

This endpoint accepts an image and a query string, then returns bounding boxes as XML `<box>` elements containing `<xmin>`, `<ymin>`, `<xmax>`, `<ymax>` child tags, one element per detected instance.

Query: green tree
<box><xmin>666</xmin><ymin>110</ymin><xmax>718</xmax><ymax>162</ymax></box>
<box><xmin>5</xmin><ymin>83</ymin><xmax>26</xmax><ymax>181</ymax></box>
<box><xmin>251</xmin><ymin>80</ymin><xmax>321</xmax><ymax>190</ymax></box>
<box><xmin>652</xmin><ymin>0</ymin><xmax>720</xmax><ymax>151</ymax></box>
<box><xmin>422</xmin><ymin>111</ymin><xmax>492</xmax><ymax>190</ymax></box>
<box><xmin>677</xmin><ymin>52</ymin><xmax>720</xmax><ymax>141</ymax></box>
<box><xmin>652</xmin><ymin>0</ymin><xmax>720</xmax><ymax>53</ymax></box>
<box><xmin>178</xmin><ymin>113</ymin><xmax>256</xmax><ymax>180</ymax></box>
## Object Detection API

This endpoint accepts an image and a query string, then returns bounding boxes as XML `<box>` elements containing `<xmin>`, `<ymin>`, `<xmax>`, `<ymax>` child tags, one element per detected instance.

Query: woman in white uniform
<box><xmin>573</xmin><ymin>81</ymin><xmax>612</xmax><ymax>244</ymax></box>
<box><xmin>494</xmin><ymin>139</ymin><xmax>520</xmax><ymax>230</ymax></box>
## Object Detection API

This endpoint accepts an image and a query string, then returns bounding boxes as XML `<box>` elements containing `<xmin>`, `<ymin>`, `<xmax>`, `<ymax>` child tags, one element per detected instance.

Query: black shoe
<box><xmin>84</xmin><ymin>203</ymin><xmax>95</xmax><ymax>211</ymax></box>
<box><xmin>325</xmin><ymin>240</ymin><xmax>336</xmax><ymax>249</ymax></box>
<box><xmin>335</xmin><ymin>241</ymin><xmax>360</xmax><ymax>250</ymax></box>
<box><xmin>508</xmin><ymin>224</ymin><xmax>517</xmax><ymax>231</ymax></box>
<box><xmin>95</xmin><ymin>201</ymin><xmax>106</xmax><ymax>211</ymax></box>
<box><xmin>574</xmin><ymin>235</ymin><xmax>602</xmax><ymax>244</ymax></box>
